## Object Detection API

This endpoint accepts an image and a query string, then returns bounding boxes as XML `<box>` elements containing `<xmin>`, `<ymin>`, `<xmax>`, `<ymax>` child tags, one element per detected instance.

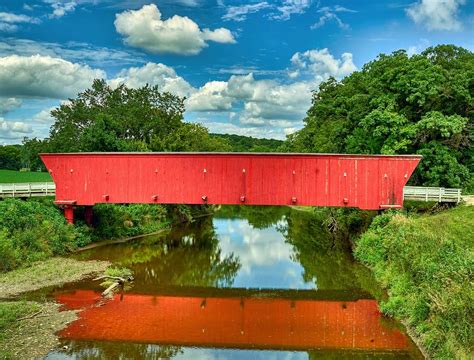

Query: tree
<box><xmin>286</xmin><ymin>45</ymin><xmax>473</xmax><ymax>189</ymax></box>
<box><xmin>151</xmin><ymin>123</ymin><xmax>231</xmax><ymax>152</ymax></box>
<box><xmin>45</xmin><ymin>79</ymin><xmax>230</xmax><ymax>153</ymax></box>
<box><xmin>210</xmin><ymin>133</ymin><xmax>284</xmax><ymax>152</ymax></box>
<box><xmin>21</xmin><ymin>138</ymin><xmax>49</xmax><ymax>170</ymax></box>
<box><xmin>0</xmin><ymin>145</ymin><xmax>22</xmax><ymax>170</ymax></box>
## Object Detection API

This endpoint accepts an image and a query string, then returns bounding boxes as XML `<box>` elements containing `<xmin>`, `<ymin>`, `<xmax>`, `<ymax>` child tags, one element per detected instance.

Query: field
<box><xmin>0</xmin><ymin>170</ymin><xmax>52</xmax><ymax>183</ymax></box>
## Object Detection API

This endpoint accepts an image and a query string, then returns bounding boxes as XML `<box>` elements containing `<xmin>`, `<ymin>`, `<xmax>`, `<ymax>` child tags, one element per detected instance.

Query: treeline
<box><xmin>210</xmin><ymin>133</ymin><xmax>283</xmax><ymax>152</ymax></box>
<box><xmin>284</xmin><ymin>45</ymin><xmax>473</xmax><ymax>190</ymax></box>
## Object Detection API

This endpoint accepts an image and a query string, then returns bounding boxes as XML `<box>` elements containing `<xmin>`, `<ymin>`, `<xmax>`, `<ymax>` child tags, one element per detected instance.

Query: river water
<box><xmin>44</xmin><ymin>206</ymin><xmax>422</xmax><ymax>359</ymax></box>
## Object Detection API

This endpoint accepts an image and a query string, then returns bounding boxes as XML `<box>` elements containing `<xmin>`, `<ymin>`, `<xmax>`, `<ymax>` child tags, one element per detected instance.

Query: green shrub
<box><xmin>0</xmin><ymin>199</ymin><xmax>200</xmax><ymax>273</ymax></box>
<box><xmin>92</xmin><ymin>203</ymin><xmax>169</xmax><ymax>239</ymax></box>
<box><xmin>354</xmin><ymin>206</ymin><xmax>474</xmax><ymax>359</ymax></box>
<box><xmin>0</xmin><ymin>199</ymin><xmax>90</xmax><ymax>272</ymax></box>
<box><xmin>0</xmin><ymin>230</ymin><xmax>18</xmax><ymax>272</ymax></box>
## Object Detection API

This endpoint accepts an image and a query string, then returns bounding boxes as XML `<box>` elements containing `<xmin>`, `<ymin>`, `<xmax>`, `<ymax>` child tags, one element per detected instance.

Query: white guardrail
<box><xmin>403</xmin><ymin>186</ymin><xmax>462</xmax><ymax>203</ymax></box>
<box><xmin>0</xmin><ymin>182</ymin><xmax>56</xmax><ymax>198</ymax></box>
<box><xmin>0</xmin><ymin>183</ymin><xmax>462</xmax><ymax>203</ymax></box>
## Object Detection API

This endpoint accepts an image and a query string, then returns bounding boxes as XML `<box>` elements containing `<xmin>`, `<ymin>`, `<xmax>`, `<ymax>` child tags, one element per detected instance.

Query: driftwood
<box><xmin>101</xmin><ymin>282</ymin><xmax>121</xmax><ymax>297</ymax></box>
<box><xmin>94</xmin><ymin>275</ymin><xmax>134</xmax><ymax>297</ymax></box>
<box><xmin>93</xmin><ymin>275</ymin><xmax>129</xmax><ymax>282</ymax></box>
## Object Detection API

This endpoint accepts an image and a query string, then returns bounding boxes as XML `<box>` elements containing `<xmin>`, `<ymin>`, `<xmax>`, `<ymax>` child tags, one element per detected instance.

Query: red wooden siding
<box><xmin>40</xmin><ymin>153</ymin><xmax>421</xmax><ymax>210</ymax></box>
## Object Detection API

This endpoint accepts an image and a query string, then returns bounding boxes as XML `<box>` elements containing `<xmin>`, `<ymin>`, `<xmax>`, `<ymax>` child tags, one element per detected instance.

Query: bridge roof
<box><xmin>41</xmin><ymin>152</ymin><xmax>422</xmax><ymax>158</ymax></box>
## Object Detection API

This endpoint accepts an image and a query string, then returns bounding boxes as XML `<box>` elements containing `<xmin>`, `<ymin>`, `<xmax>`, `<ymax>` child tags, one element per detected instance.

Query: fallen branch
<box><xmin>101</xmin><ymin>282</ymin><xmax>121</xmax><ymax>297</ymax></box>
<box><xmin>17</xmin><ymin>310</ymin><xmax>42</xmax><ymax>321</ymax></box>
<box><xmin>93</xmin><ymin>275</ymin><xmax>127</xmax><ymax>283</ymax></box>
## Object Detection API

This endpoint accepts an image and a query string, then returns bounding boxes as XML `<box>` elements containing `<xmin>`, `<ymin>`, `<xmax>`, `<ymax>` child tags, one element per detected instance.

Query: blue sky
<box><xmin>0</xmin><ymin>0</ymin><xmax>473</xmax><ymax>144</ymax></box>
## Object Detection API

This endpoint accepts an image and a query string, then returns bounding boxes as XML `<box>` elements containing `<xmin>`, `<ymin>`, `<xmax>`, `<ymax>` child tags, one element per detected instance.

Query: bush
<box><xmin>0</xmin><ymin>199</ymin><xmax>90</xmax><ymax>272</ymax></box>
<box><xmin>92</xmin><ymin>203</ymin><xmax>169</xmax><ymax>239</ymax></box>
<box><xmin>354</xmin><ymin>207</ymin><xmax>474</xmax><ymax>359</ymax></box>
<box><xmin>0</xmin><ymin>199</ymin><xmax>200</xmax><ymax>273</ymax></box>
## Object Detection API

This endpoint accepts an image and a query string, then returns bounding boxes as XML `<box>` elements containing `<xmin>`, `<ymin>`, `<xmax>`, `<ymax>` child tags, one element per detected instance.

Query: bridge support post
<box><xmin>64</xmin><ymin>205</ymin><xmax>74</xmax><ymax>224</ymax></box>
<box><xmin>84</xmin><ymin>206</ymin><xmax>93</xmax><ymax>226</ymax></box>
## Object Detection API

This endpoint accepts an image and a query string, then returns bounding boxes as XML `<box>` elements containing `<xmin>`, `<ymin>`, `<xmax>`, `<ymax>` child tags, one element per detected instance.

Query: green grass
<box><xmin>0</xmin><ymin>301</ymin><xmax>40</xmax><ymax>359</ymax></box>
<box><xmin>0</xmin><ymin>302</ymin><xmax>40</xmax><ymax>339</ymax></box>
<box><xmin>354</xmin><ymin>206</ymin><xmax>474</xmax><ymax>359</ymax></box>
<box><xmin>0</xmin><ymin>257</ymin><xmax>110</xmax><ymax>298</ymax></box>
<box><xmin>0</xmin><ymin>169</ymin><xmax>52</xmax><ymax>183</ymax></box>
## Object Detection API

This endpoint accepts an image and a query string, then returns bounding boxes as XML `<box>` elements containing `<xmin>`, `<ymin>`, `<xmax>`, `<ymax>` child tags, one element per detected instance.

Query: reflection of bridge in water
<box><xmin>56</xmin><ymin>288</ymin><xmax>411</xmax><ymax>352</ymax></box>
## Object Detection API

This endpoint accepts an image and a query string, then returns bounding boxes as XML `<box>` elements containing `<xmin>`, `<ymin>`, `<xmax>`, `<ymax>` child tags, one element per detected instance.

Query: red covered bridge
<box><xmin>40</xmin><ymin>152</ymin><xmax>421</xmax><ymax>223</ymax></box>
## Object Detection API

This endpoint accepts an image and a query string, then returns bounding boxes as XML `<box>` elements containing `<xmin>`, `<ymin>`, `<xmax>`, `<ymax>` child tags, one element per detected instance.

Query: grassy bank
<box><xmin>0</xmin><ymin>169</ymin><xmax>52</xmax><ymax>183</ymax></box>
<box><xmin>0</xmin><ymin>257</ymin><xmax>109</xmax><ymax>298</ymax></box>
<box><xmin>0</xmin><ymin>256</ymin><xmax>110</xmax><ymax>359</ymax></box>
<box><xmin>0</xmin><ymin>301</ymin><xmax>76</xmax><ymax>360</ymax></box>
<box><xmin>354</xmin><ymin>206</ymin><xmax>473</xmax><ymax>359</ymax></box>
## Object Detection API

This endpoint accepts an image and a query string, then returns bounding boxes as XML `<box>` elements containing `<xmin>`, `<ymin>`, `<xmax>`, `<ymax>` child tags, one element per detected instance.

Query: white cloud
<box><xmin>186</xmin><ymin>81</ymin><xmax>232</xmax><ymax>111</ymax></box>
<box><xmin>187</xmin><ymin>72</ymin><xmax>312</xmax><ymax>135</ymax></box>
<box><xmin>49</xmin><ymin>1</ymin><xmax>77</xmax><ymax>18</ymax></box>
<box><xmin>0</xmin><ymin>38</ymin><xmax>146</xmax><ymax>67</ymax></box>
<box><xmin>290</xmin><ymin>48</ymin><xmax>357</xmax><ymax>80</ymax></box>
<box><xmin>238</xmin><ymin>81</ymin><xmax>313</xmax><ymax>122</ymax></box>
<box><xmin>32</xmin><ymin>107</ymin><xmax>55</xmax><ymax>123</ymax></box>
<box><xmin>406</xmin><ymin>0</ymin><xmax>466</xmax><ymax>31</ymax></box>
<box><xmin>109</xmin><ymin>62</ymin><xmax>193</xmax><ymax>97</ymax></box>
<box><xmin>0</xmin><ymin>11</ymin><xmax>40</xmax><ymax>32</ymax></box>
<box><xmin>114</xmin><ymin>4</ymin><xmax>236</xmax><ymax>55</ymax></box>
<box><xmin>204</xmin><ymin>121</ymin><xmax>291</xmax><ymax>139</ymax></box>
<box><xmin>0</xmin><ymin>118</ymin><xmax>32</xmax><ymax>140</ymax></box>
<box><xmin>222</xmin><ymin>2</ymin><xmax>271</xmax><ymax>22</ymax></box>
<box><xmin>271</xmin><ymin>0</ymin><xmax>312</xmax><ymax>20</ymax></box>
<box><xmin>0</xmin><ymin>55</ymin><xmax>105</xmax><ymax>99</ymax></box>
<box><xmin>311</xmin><ymin>5</ymin><xmax>356</xmax><ymax>30</ymax></box>
<box><xmin>184</xmin><ymin>48</ymin><xmax>356</xmax><ymax>138</ymax></box>
<box><xmin>0</xmin><ymin>12</ymin><xmax>39</xmax><ymax>24</ymax></box>
<box><xmin>406</xmin><ymin>38</ymin><xmax>431</xmax><ymax>56</ymax></box>
<box><xmin>201</xmin><ymin>28</ymin><xmax>235</xmax><ymax>43</ymax></box>
<box><xmin>210</xmin><ymin>66</ymin><xmax>284</xmax><ymax>76</ymax></box>
<box><xmin>0</xmin><ymin>47</ymin><xmax>356</xmax><ymax>141</ymax></box>
<box><xmin>0</xmin><ymin>98</ymin><xmax>22</xmax><ymax>115</ymax></box>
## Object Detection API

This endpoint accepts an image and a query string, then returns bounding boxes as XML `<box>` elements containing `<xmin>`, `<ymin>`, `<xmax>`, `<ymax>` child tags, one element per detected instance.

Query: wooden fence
<box><xmin>0</xmin><ymin>182</ymin><xmax>56</xmax><ymax>198</ymax></box>
<box><xmin>403</xmin><ymin>186</ymin><xmax>462</xmax><ymax>203</ymax></box>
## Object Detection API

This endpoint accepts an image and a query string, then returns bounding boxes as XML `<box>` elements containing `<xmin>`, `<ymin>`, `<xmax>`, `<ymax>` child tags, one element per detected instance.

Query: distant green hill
<box><xmin>210</xmin><ymin>133</ymin><xmax>283</xmax><ymax>152</ymax></box>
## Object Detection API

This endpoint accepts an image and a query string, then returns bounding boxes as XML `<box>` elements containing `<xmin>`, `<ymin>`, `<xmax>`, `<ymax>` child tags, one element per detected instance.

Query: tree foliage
<box><xmin>33</xmin><ymin>79</ymin><xmax>230</xmax><ymax>153</ymax></box>
<box><xmin>211</xmin><ymin>133</ymin><xmax>283</xmax><ymax>152</ymax></box>
<box><xmin>0</xmin><ymin>145</ymin><xmax>22</xmax><ymax>170</ymax></box>
<box><xmin>286</xmin><ymin>45</ymin><xmax>473</xmax><ymax>189</ymax></box>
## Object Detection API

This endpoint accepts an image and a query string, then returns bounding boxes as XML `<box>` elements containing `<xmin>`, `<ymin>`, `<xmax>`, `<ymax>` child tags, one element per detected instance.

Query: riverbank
<box><xmin>354</xmin><ymin>205</ymin><xmax>473</xmax><ymax>359</ymax></box>
<box><xmin>0</xmin><ymin>257</ymin><xmax>110</xmax><ymax>360</ymax></box>
<box><xmin>0</xmin><ymin>301</ymin><xmax>77</xmax><ymax>360</ymax></box>
<box><xmin>0</xmin><ymin>257</ymin><xmax>110</xmax><ymax>298</ymax></box>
